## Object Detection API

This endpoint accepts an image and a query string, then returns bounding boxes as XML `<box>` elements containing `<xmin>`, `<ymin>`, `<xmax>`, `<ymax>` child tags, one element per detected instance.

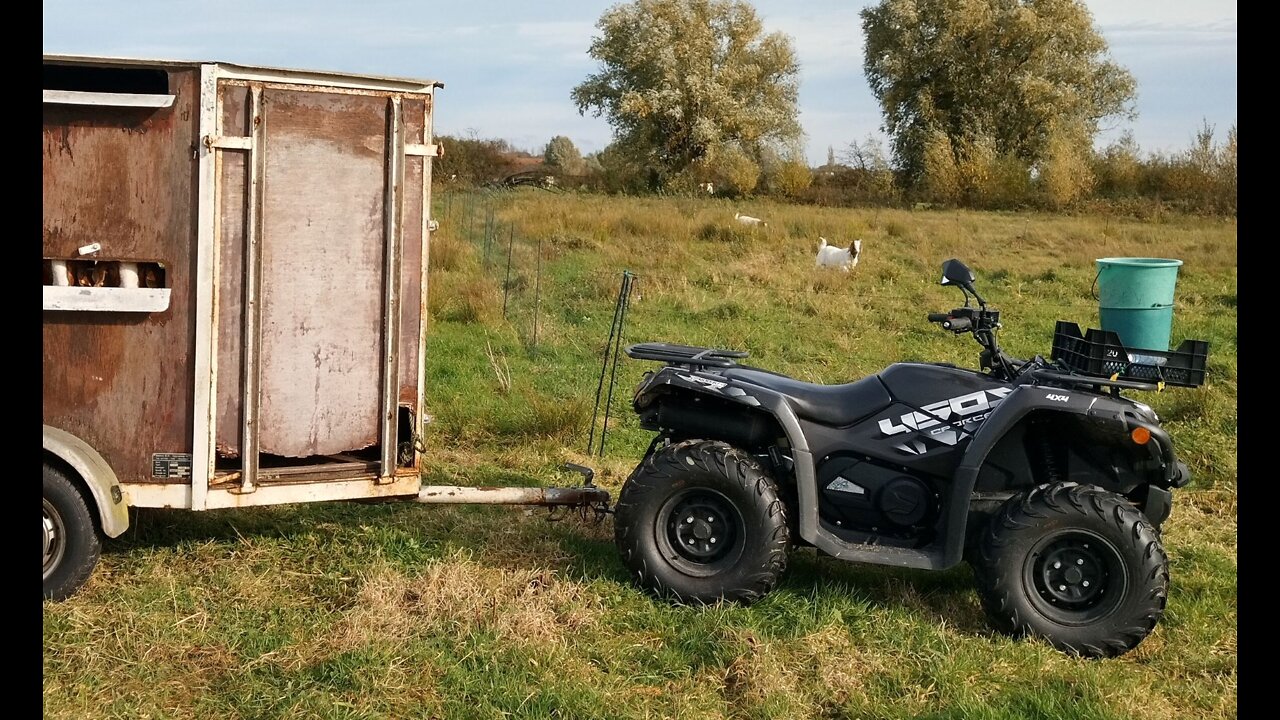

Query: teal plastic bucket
<box><xmin>1095</xmin><ymin>257</ymin><xmax>1183</xmax><ymax>351</ymax></box>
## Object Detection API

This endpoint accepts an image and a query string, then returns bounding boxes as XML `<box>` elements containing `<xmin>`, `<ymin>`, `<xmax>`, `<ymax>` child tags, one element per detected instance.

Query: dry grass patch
<box><xmin>330</xmin><ymin>553</ymin><xmax>605</xmax><ymax>653</ymax></box>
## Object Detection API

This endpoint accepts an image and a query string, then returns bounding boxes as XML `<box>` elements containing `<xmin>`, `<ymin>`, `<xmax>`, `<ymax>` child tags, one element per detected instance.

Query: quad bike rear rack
<box><xmin>625</xmin><ymin>342</ymin><xmax>748</xmax><ymax>368</ymax></box>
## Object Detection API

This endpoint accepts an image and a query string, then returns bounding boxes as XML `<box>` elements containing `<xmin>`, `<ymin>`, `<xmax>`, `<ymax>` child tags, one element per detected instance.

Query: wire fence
<box><xmin>426</xmin><ymin>188</ymin><xmax>1105</xmax><ymax>355</ymax></box>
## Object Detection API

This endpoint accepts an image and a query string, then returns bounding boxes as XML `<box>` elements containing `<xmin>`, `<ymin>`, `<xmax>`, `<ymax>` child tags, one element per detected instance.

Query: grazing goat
<box><xmin>734</xmin><ymin>212</ymin><xmax>766</xmax><ymax>227</ymax></box>
<box><xmin>816</xmin><ymin>238</ymin><xmax>862</xmax><ymax>271</ymax></box>
<box><xmin>699</xmin><ymin>182</ymin><xmax>715</xmax><ymax>194</ymax></box>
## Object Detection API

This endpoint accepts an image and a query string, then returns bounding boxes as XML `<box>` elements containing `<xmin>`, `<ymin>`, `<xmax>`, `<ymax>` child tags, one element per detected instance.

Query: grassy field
<box><xmin>43</xmin><ymin>191</ymin><xmax>1237</xmax><ymax>719</ymax></box>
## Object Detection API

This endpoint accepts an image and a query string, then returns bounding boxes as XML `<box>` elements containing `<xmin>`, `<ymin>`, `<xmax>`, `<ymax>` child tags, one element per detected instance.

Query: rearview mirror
<box><xmin>940</xmin><ymin>258</ymin><xmax>976</xmax><ymax>288</ymax></box>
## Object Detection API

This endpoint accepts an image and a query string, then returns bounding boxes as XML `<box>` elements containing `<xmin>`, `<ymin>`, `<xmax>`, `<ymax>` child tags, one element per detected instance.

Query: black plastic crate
<box><xmin>1050</xmin><ymin>321</ymin><xmax>1209</xmax><ymax>388</ymax></box>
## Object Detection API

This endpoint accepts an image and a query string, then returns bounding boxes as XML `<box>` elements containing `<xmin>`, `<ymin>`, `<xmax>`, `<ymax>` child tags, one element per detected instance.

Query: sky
<box><xmin>43</xmin><ymin>1</ymin><xmax>1236</xmax><ymax>166</ymax></box>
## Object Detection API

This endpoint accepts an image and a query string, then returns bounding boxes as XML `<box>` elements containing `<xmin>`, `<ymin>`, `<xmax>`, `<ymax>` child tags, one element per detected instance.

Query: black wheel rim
<box><xmin>655</xmin><ymin>488</ymin><xmax>746</xmax><ymax>578</ymax></box>
<box><xmin>1023</xmin><ymin>530</ymin><xmax>1128</xmax><ymax>626</ymax></box>
<box><xmin>43</xmin><ymin>498</ymin><xmax>66</xmax><ymax>581</ymax></box>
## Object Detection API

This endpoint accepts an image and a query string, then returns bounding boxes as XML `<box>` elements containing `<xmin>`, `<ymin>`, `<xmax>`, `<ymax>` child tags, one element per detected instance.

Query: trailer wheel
<box><xmin>614</xmin><ymin>440</ymin><xmax>788</xmax><ymax>604</ymax></box>
<box><xmin>43</xmin><ymin>462</ymin><xmax>102</xmax><ymax>601</ymax></box>
<box><xmin>972</xmin><ymin>482</ymin><xmax>1168</xmax><ymax>658</ymax></box>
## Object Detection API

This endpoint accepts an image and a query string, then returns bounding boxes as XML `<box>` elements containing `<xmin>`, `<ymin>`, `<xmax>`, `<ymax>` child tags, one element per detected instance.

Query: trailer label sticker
<box><xmin>152</xmin><ymin>453</ymin><xmax>193</xmax><ymax>479</ymax></box>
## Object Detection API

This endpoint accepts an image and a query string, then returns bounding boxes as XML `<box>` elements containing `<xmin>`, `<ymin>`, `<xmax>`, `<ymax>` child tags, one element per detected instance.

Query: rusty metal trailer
<box><xmin>42</xmin><ymin>54</ymin><xmax>606</xmax><ymax>600</ymax></box>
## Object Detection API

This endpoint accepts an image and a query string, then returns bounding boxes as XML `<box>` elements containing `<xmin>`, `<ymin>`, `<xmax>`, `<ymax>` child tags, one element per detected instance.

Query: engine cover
<box><xmin>817</xmin><ymin>456</ymin><xmax>937</xmax><ymax>536</ymax></box>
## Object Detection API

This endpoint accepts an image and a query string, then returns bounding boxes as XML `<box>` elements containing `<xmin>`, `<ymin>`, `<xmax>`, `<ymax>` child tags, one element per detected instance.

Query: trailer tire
<box><xmin>614</xmin><ymin>440</ymin><xmax>788</xmax><ymax>604</ymax></box>
<box><xmin>972</xmin><ymin>482</ymin><xmax>1168</xmax><ymax>658</ymax></box>
<box><xmin>43</xmin><ymin>462</ymin><xmax>102</xmax><ymax>601</ymax></box>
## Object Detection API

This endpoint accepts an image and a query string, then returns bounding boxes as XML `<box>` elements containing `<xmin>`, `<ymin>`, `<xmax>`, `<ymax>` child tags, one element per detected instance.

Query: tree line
<box><xmin>435</xmin><ymin>0</ymin><xmax>1235</xmax><ymax>216</ymax></box>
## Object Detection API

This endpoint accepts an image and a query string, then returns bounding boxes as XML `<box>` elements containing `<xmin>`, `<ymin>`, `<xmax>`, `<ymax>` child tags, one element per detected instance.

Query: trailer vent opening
<box><xmin>44</xmin><ymin>259</ymin><xmax>167</xmax><ymax>289</ymax></box>
<box><xmin>43</xmin><ymin>259</ymin><xmax>171</xmax><ymax>312</ymax></box>
<box><xmin>43</xmin><ymin>63</ymin><xmax>175</xmax><ymax>108</ymax></box>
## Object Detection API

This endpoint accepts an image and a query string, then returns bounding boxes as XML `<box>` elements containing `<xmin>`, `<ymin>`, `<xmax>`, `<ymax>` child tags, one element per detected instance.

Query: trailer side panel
<box><xmin>42</xmin><ymin>67</ymin><xmax>199</xmax><ymax>484</ymax></box>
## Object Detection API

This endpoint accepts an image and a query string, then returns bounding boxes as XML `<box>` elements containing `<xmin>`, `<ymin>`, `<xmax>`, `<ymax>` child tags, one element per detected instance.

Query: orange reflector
<box><xmin>1131</xmin><ymin>427</ymin><xmax>1151</xmax><ymax>445</ymax></box>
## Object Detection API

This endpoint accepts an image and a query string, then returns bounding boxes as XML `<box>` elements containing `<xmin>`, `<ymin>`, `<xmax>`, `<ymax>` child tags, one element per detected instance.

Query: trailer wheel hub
<box><xmin>43</xmin><ymin>498</ymin><xmax>65</xmax><ymax>579</ymax></box>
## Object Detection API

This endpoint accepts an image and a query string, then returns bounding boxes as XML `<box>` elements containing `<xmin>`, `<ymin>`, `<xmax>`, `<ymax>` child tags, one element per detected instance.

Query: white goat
<box><xmin>734</xmin><ymin>212</ymin><xmax>766</xmax><ymax>227</ymax></box>
<box><xmin>816</xmin><ymin>237</ymin><xmax>862</xmax><ymax>271</ymax></box>
<box><xmin>699</xmin><ymin>182</ymin><xmax>715</xmax><ymax>194</ymax></box>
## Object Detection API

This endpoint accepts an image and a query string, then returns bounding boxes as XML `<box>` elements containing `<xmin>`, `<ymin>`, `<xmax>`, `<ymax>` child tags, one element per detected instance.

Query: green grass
<box><xmin>44</xmin><ymin>191</ymin><xmax>1236</xmax><ymax>719</ymax></box>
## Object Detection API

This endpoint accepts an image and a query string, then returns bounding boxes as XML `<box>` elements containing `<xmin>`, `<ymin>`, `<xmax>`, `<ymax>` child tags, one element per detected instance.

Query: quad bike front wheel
<box><xmin>614</xmin><ymin>440</ymin><xmax>789</xmax><ymax>604</ymax></box>
<box><xmin>973</xmin><ymin>482</ymin><xmax>1169</xmax><ymax>658</ymax></box>
<box><xmin>44</xmin><ymin>462</ymin><xmax>102</xmax><ymax>601</ymax></box>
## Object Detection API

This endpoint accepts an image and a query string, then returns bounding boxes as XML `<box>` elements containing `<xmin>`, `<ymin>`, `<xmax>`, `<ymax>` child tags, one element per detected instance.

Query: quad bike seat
<box><xmin>722</xmin><ymin>367</ymin><xmax>893</xmax><ymax>427</ymax></box>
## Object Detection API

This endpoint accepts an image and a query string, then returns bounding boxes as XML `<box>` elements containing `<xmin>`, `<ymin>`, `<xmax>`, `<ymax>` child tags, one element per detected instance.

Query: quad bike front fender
<box><xmin>944</xmin><ymin>385</ymin><xmax>1186</xmax><ymax>565</ymax></box>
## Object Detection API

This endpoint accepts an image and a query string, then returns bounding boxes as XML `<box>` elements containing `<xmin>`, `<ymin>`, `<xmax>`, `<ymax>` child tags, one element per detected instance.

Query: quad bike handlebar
<box><xmin>926</xmin><ymin>307</ymin><xmax>992</xmax><ymax>334</ymax></box>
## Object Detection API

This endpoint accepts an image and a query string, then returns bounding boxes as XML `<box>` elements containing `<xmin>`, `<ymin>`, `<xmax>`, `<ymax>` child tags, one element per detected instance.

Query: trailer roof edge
<box><xmin>43</xmin><ymin>53</ymin><xmax>444</xmax><ymax>91</ymax></box>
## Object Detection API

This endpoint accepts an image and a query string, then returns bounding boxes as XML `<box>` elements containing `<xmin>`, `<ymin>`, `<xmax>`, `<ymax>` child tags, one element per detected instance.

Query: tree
<box><xmin>861</xmin><ymin>0</ymin><xmax>1136</xmax><ymax>185</ymax></box>
<box><xmin>544</xmin><ymin>135</ymin><xmax>586</xmax><ymax>175</ymax></box>
<box><xmin>433</xmin><ymin>133</ymin><xmax>519</xmax><ymax>185</ymax></box>
<box><xmin>572</xmin><ymin>0</ymin><xmax>802</xmax><ymax>186</ymax></box>
<box><xmin>767</xmin><ymin>157</ymin><xmax>813</xmax><ymax>197</ymax></box>
<box><xmin>709</xmin><ymin>144</ymin><xmax>761</xmax><ymax>196</ymax></box>
<box><xmin>1093</xmin><ymin>130</ymin><xmax>1142</xmax><ymax>197</ymax></box>
<box><xmin>1037</xmin><ymin>121</ymin><xmax>1095</xmax><ymax>208</ymax></box>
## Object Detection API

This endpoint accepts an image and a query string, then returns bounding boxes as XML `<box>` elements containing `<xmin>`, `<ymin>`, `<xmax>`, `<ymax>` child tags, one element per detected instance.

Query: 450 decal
<box><xmin>877</xmin><ymin>387</ymin><xmax>1013</xmax><ymax>455</ymax></box>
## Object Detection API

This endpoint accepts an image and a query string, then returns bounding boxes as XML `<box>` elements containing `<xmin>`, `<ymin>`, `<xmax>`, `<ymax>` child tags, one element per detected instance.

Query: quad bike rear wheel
<box><xmin>973</xmin><ymin>482</ymin><xmax>1169</xmax><ymax>657</ymax></box>
<box><xmin>614</xmin><ymin>440</ymin><xmax>789</xmax><ymax>604</ymax></box>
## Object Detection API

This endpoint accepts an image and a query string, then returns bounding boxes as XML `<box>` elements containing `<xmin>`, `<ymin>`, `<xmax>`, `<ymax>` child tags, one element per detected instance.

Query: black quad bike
<box><xmin>615</xmin><ymin>259</ymin><xmax>1196</xmax><ymax>657</ymax></box>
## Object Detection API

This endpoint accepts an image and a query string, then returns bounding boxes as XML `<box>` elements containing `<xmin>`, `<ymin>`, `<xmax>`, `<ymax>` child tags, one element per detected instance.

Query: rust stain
<box><xmin>43</xmin><ymin>67</ymin><xmax>200</xmax><ymax>484</ymax></box>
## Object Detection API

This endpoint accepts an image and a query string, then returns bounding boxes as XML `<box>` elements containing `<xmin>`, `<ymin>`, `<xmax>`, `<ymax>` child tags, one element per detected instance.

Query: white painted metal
<box><xmin>404</xmin><ymin>143</ymin><xmax>442</xmax><ymax>157</ymax></box>
<box><xmin>210</xmin><ymin>136</ymin><xmax>253</xmax><ymax>150</ymax></box>
<box><xmin>43</xmin><ymin>89</ymin><xmax>175</xmax><ymax>108</ymax></box>
<box><xmin>121</xmin><ymin>483</ymin><xmax>192</xmax><ymax>509</ymax></box>
<box><xmin>416</xmin><ymin>91</ymin><xmax>436</xmax><ymax>469</ymax></box>
<box><xmin>205</xmin><ymin>64</ymin><xmax>439</xmax><ymax>94</ymax></box>
<box><xmin>125</xmin><ymin>474</ymin><xmax>421</xmax><ymax>509</ymax></box>
<box><xmin>204</xmin><ymin>474</ymin><xmax>420</xmax><ymax>509</ymax></box>
<box><xmin>379</xmin><ymin>96</ymin><xmax>405</xmax><ymax>480</ymax></box>
<box><xmin>43</xmin><ymin>286</ymin><xmax>171</xmax><ymax>312</ymax></box>
<box><xmin>191</xmin><ymin>63</ymin><xmax>221</xmax><ymax>511</ymax></box>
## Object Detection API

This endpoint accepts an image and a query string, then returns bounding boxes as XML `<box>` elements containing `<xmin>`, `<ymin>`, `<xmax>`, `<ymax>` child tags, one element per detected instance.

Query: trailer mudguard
<box><xmin>43</xmin><ymin>425</ymin><xmax>130</xmax><ymax>538</ymax></box>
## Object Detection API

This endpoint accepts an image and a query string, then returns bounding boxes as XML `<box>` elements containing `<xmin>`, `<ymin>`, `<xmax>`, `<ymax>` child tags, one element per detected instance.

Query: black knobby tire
<box><xmin>973</xmin><ymin>482</ymin><xmax>1168</xmax><ymax>658</ymax></box>
<box><xmin>614</xmin><ymin>440</ymin><xmax>789</xmax><ymax>604</ymax></box>
<box><xmin>43</xmin><ymin>463</ymin><xmax>102</xmax><ymax>601</ymax></box>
